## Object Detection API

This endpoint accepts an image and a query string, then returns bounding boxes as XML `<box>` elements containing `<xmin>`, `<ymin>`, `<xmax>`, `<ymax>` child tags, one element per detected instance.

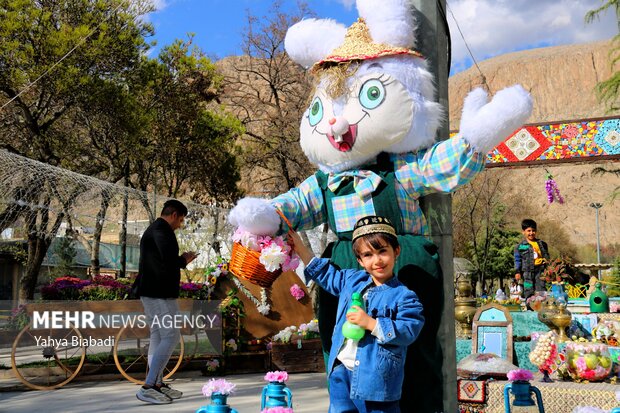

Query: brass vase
<box><xmin>537</xmin><ymin>298</ymin><xmax>559</xmax><ymax>333</ymax></box>
<box><xmin>456</xmin><ymin>277</ymin><xmax>473</xmax><ymax>299</ymax></box>
<box><xmin>454</xmin><ymin>276</ymin><xmax>477</xmax><ymax>338</ymax></box>
<box><xmin>455</xmin><ymin>298</ymin><xmax>477</xmax><ymax>338</ymax></box>
<box><xmin>550</xmin><ymin>303</ymin><xmax>572</xmax><ymax>342</ymax></box>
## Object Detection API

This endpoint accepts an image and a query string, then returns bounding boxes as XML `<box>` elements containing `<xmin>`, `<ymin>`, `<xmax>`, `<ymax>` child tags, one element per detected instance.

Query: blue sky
<box><xmin>147</xmin><ymin>0</ymin><xmax>358</xmax><ymax>59</ymax></box>
<box><xmin>147</xmin><ymin>0</ymin><xmax>618</xmax><ymax>75</ymax></box>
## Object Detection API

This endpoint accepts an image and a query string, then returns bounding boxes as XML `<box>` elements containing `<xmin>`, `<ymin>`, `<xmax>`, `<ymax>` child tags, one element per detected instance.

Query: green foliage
<box><xmin>603</xmin><ymin>257</ymin><xmax>620</xmax><ymax>297</ymax></box>
<box><xmin>50</xmin><ymin>236</ymin><xmax>77</xmax><ymax>278</ymax></box>
<box><xmin>540</xmin><ymin>257</ymin><xmax>578</xmax><ymax>284</ymax></box>
<box><xmin>473</xmin><ymin>228</ymin><xmax>522</xmax><ymax>281</ymax></box>
<box><xmin>585</xmin><ymin>1</ymin><xmax>620</xmax><ymax>112</ymax></box>
<box><xmin>0</xmin><ymin>1</ymin><xmax>245</xmax><ymax>300</ymax></box>
<box><xmin>0</xmin><ymin>243</ymin><xmax>27</xmax><ymax>264</ymax></box>
<box><xmin>453</xmin><ymin>170</ymin><xmax>523</xmax><ymax>288</ymax></box>
<box><xmin>0</xmin><ymin>0</ymin><xmax>154</xmax><ymax>160</ymax></box>
<box><xmin>127</xmin><ymin>38</ymin><xmax>244</xmax><ymax>202</ymax></box>
<box><xmin>7</xmin><ymin>305</ymin><xmax>29</xmax><ymax>331</ymax></box>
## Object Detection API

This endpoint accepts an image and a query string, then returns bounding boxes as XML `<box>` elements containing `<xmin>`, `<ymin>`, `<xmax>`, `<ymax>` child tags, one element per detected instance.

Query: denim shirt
<box><xmin>305</xmin><ymin>258</ymin><xmax>425</xmax><ymax>401</ymax></box>
<box><xmin>514</xmin><ymin>239</ymin><xmax>549</xmax><ymax>274</ymax></box>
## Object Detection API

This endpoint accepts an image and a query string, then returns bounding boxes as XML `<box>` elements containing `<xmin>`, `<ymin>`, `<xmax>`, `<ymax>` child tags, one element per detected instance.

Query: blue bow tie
<box><xmin>327</xmin><ymin>171</ymin><xmax>383</xmax><ymax>201</ymax></box>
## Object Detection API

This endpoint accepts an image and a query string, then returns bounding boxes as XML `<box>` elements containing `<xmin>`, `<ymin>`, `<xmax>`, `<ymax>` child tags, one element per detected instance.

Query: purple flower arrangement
<box><xmin>544</xmin><ymin>173</ymin><xmax>564</xmax><ymax>204</ymax></box>
<box><xmin>41</xmin><ymin>275</ymin><xmax>130</xmax><ymax>300</ymax></box>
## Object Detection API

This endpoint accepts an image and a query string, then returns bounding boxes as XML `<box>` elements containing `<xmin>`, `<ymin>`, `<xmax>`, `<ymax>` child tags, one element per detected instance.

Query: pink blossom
<box><xmin>264</xmin><ymin>370</ymin><xmax>288</xmax><ymax>383</ymax></box>
<box><xmin>507</xmin><ymin>369</ymin><xmax>534</xmax><ymax>381</ymax></box>
<box><xmin>202</xmin><ymin>378</ymin><xmax>236</xmax><ymax>397</ymax></box>
<box><xmin>206</xmin><ymin>359</ymin><xmax>220</xmax><ymax>371</ymax></box>
<box><xmin>281</xmin><ymin>254</ymin><xmax>300</xmax><ymax>273</ymax></box>
<box><xmin>261</xmin><ymin>408</ymin><xmax>294</xmax><ymax>413</ymax></box>
<box><xmin>290</xmin><ymin>284</ymin><xmax>305</xmax><ymax>300</ymax></box>
<box><xmin>575</xmin><ymin>357</ymin><xmax>587</xmax><ymax>372</ymax></box>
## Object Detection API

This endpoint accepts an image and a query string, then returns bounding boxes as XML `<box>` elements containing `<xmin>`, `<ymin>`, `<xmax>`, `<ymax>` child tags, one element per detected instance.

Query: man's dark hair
<box><xmin>161</xmin><ymin>199</ymin><xmax>188</xmax><ymax>217</ymax></box>
<box><xmin>521</xmin><ymin>218</ymin><xmax>537</xmax><ymax>231</ymax></box>
<box><xmin>352</xmin><ymin>232</ymin><xmax>400</xmax><ymax>259</ymax></box>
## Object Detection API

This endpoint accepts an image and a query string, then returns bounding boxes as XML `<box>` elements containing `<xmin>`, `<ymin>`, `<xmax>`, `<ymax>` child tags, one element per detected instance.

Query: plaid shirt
<box><xmin>272</xmin><ymin>136</ymin><xmax>485</xmax><ymax>235</ymax></box>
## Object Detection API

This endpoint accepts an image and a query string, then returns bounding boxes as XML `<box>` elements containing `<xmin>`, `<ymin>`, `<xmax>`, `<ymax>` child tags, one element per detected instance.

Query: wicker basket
<box><xmin>228</xmin><ymin>210</ymin><xmax>291</xmax><ymax>288</ymax></box>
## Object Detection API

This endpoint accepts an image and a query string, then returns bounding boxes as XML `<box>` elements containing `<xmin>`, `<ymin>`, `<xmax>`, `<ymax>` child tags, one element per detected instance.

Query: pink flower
<box><xmin>281</xmin><ymin>254</ymin><xmax>300</xmax><ymax>273</ymax></box>
<box><xmin>206</xmin><ymin>359</ymin><xmax>220</xmax><ymax>371</ymax></box>
<box><xmin>264</xmin><ymin>370</ymin><xmax>288</xmax><ymax>383</ymax></box>
<box><xmin>202</xmin><ymin>378</ymin><xmax>236</xmax><ymax>397</ymax></box>
<box><xmin>507</xmin><ymin>368</ymin><xmax>534</xmax><ymax>381</ymax></box>
<box><xmin>290</xmin><ymin>284</ymin><xmax>305</xmax><ymax>301</ymax></box>
<box><xmin>575</xmin><ymin>357</ymin><xmax>587</xmax><ymax>372</ymax></box>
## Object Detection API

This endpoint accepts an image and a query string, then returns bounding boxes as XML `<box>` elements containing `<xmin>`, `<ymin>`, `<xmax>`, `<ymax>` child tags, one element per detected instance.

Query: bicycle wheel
<box><xmin>11</xmin><ymin>322</ymin><xmax>85</xmax><ymax>390</ymax></box>
<box><xmin>113</xmin><ymin>326</ymin><xmax>184</xmax><ymax>385</ymax></box>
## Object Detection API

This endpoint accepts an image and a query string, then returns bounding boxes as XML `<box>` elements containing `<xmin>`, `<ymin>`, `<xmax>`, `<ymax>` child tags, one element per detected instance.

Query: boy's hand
<box><xmin>287</xmin><ymin>230</ymin><xmax>314</xmax><ymax>265</ymax></box>
<box><xmin>347</xmin><ymin>306</ymin><xmax>377</xmax><ymax>332</ymax></box>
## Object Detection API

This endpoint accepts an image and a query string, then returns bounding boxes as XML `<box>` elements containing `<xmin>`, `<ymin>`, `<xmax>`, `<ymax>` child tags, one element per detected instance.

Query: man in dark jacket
<box><xmin>136</xmin><ymin>199</ymin><xmax>197</xmax><ymax>405</ymax></box>
<box><xmin>514</xmin><ymin>218</ymin><xmax>550</xmax><ymax>301</ymax></box>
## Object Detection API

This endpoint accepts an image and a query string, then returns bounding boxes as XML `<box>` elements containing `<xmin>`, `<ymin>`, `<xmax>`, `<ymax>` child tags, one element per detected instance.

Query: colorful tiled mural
<box><xmin>452</xmin><ymin>117</ymin><xmax>620</xmax><ymax>165</ymax></box>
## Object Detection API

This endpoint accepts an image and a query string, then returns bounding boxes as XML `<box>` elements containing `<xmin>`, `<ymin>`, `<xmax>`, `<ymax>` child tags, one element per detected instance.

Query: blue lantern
<box><xmin>504</xmin><ymin>380</ymin><xmax>545</xmax><ymax>413</ymax></box>
<box><xmin>261</xmin><ymin>381</ymin><xmax>293</xmax><ymax>410</ymax></box>
<box><xmin>196</xmin><ymin>393</ymin><xmax>238</xmax><ymax>413</ymax></box>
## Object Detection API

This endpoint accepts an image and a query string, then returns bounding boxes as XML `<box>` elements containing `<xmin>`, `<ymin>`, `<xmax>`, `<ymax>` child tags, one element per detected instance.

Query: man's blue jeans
<box><xmin>329</xmin><ymin>364</ymin><xmax>401</xmax><ymax>413</ymax></box>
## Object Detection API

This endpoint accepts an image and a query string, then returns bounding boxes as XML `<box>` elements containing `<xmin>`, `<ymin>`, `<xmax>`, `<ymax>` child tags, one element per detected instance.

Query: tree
<box><xmin>50</xmin><ymin>230</ymin><xmax>77</xmax><ymax>278</ymax></box>
<box><xmin>0</xmin><ymin>0</ymin><xmax>153</xmax><ymax>299</ymax></box>
<box><xmin>128</xmin><ymin>39</ymin><xmax>244</xmax><ymax>204</ymax></box>
<box><xmin>219</xmin><ymin>0</ymin><xmax>315</xmax><ymax>195</ymax></box>
<box><xmin>453</xmin><ymin>170</ymin><xmax>519</xmax><ymax>291</ymax></box>
<box><xmin>586</xmin><ymin>0</ymin><xmax>620</xmax><ymax>111</ymax></box>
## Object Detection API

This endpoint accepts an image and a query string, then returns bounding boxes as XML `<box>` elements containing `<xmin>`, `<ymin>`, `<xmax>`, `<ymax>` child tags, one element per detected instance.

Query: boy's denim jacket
<box><xmin>305</xmin><ymin>257</ymin><xmax>424</xmax><ymax>401</ymax></box>
<box><xmin>514</xmin><ymin>238</ymin><xmax>549</xmax><ymax>275</ymax></box>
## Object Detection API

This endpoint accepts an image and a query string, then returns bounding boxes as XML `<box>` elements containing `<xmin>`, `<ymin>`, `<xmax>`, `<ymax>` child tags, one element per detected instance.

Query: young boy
<box><xmin>288</xmin><ymin>215</ymin><xmax>424</xmax><ymax>413</ymax></box>
<box><xmin>514</xmin><ymin>218</ymin><xmax>550</xmax><ymax>301</ymax></box>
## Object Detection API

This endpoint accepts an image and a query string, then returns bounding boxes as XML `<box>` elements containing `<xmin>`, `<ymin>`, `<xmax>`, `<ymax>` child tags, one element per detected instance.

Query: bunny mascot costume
<box><xmin>229</xmin><ymin>1</ymin><xmax>532</xmax><ymax>411</ymax></box>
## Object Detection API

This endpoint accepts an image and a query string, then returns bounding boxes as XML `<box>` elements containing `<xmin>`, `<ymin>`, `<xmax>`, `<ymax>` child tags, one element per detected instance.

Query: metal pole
<box><xmin>589</xmin><ymin>203</ymin><xmax>603</xmax><ymax>278</ymax></box>
<box><xmin>411</xmin><ymin>1</ymin><xmax>455</xmax><ymax>412</ymax></box>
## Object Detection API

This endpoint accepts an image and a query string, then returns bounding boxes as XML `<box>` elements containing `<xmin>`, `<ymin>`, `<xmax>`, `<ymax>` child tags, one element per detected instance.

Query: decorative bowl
<box><xmin>565</xmin><ymin>342</ymin><xmax>612</xmax><ymax>382</ymax></box>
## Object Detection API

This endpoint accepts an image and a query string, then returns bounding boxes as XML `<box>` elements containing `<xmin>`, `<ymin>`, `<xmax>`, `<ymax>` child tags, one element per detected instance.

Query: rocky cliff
<box><xmin>449</xmin><ymin>40</ymin><xmax>615</xmax><ymax>126</ymax></box>
<box><xmin>449</xmin><ymin>40</ymin><xmax>619</xmax><ymax>254</ymax></box>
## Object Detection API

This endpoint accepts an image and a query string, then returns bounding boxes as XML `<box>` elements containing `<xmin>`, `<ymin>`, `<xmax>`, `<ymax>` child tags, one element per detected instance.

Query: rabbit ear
<box><xmin>284</xmin><ymin>18</ymin><xmax>347</xmax><ymax>69</ymax></box>
<box><xmin>356</xmin><ymin>0</ymin><xmax>417</xmax><ymax>49</ymax></box>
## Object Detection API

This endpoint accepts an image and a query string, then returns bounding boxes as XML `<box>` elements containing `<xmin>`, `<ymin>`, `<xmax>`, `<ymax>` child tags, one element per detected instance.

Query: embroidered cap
<box><xmin>352</xmin><ymin>215</ymin><xmax>397</xmax><ymax>242</ymax></box>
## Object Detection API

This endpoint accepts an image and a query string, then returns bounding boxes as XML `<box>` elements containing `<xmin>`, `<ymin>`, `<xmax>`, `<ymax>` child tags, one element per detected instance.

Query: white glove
<box><xmin>459</xmin><ymin>85</ymin><xmax>533</xmax><ymax>154</ymax></box>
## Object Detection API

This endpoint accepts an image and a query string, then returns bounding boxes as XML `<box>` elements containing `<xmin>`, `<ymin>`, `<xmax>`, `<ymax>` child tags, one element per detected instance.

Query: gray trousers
<box><xmin>140</xmin><ymin>297</ymin><xmax>180</xmax><ymax>386</ymax></box>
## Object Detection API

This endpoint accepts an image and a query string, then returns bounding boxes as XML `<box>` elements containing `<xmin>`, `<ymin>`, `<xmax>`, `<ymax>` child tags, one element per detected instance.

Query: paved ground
<box><xmin>0</xmin><ymin>371</ymin><xmax>329</xmax><ymax>413</ymax></box>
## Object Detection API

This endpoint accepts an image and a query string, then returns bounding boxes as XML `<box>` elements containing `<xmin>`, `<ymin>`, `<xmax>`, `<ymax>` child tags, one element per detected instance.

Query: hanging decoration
<box><xmin>544</xmin><ymin>170</ymin><xmax>564</xmax><ymax>204</ymax></box>
<box><xmin>229</xmin><ymin>274</ymin><xmax>271</xmax><ymax>315</ymax></box>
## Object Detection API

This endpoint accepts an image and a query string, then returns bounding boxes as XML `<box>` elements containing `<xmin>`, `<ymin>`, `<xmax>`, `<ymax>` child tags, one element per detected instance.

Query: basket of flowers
<box><xmin>228</xmin><ymin>211</ymin><xmax>299</xmax><ymax>288</ymax></box>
